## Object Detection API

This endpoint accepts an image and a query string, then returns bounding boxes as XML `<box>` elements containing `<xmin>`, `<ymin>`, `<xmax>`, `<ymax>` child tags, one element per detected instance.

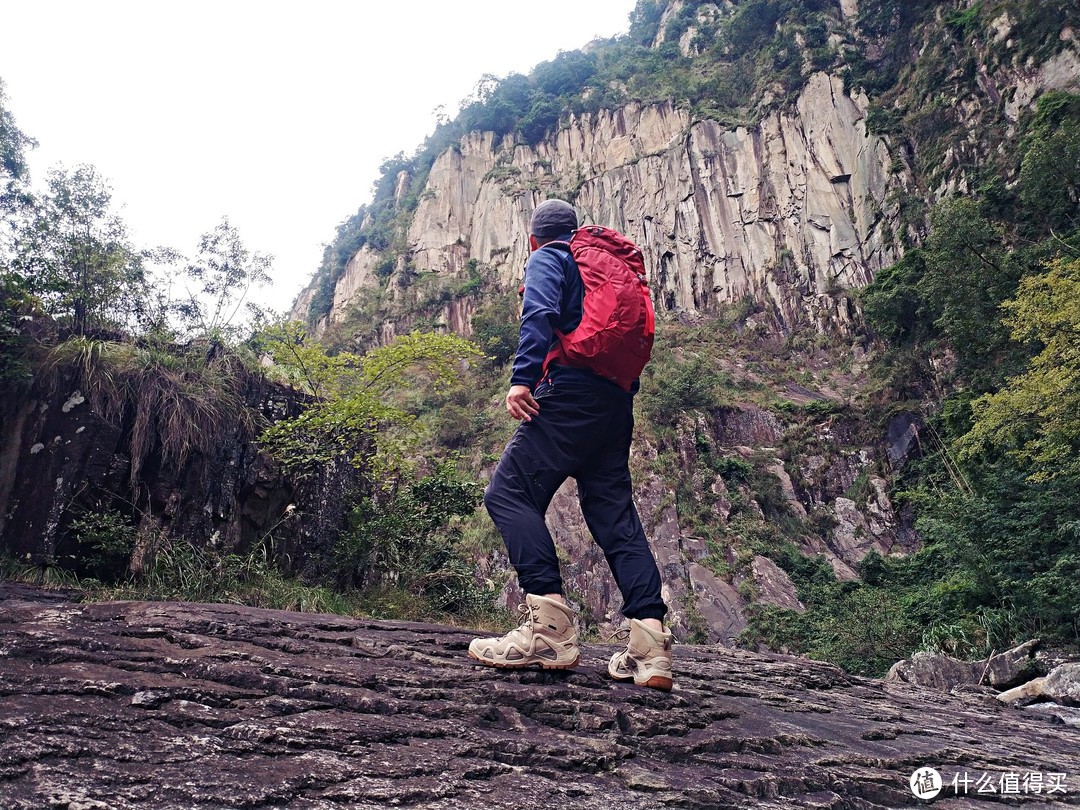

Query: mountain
<box><xmin>280</xmin><ymin>0</ymin><xmax>1080</xmax><ymax>656</ymax></box>
<box><xmin>291</xmin><ymin>0</ymin><xmax>1078</xmax><ymax>338</ymax></box>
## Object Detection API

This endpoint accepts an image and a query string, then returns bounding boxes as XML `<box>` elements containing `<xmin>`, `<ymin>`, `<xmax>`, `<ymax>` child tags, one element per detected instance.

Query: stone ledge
<box><xmin>1</xmin><ymin>582</ymin><xmax>1078</xmax><ymax>808</ymax></box>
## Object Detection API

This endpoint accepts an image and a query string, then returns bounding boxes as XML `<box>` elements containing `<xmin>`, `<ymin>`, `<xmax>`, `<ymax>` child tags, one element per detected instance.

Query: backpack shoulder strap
<box><xmin>541</xmin><ymin>240</ymin><xmax>572</xmax><ymax>255</ymax></box>
<box><xmin>537</xmin><ymin>238</ymin><xmax>578</xmax><ymax>279</ymax></box>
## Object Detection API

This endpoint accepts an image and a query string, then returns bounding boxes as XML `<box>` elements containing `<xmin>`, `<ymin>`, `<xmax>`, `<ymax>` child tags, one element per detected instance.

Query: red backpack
<box><xmin>543</xmin><ymin>226</ymin><xmax>655</xmax><ymax>392</ymax></box>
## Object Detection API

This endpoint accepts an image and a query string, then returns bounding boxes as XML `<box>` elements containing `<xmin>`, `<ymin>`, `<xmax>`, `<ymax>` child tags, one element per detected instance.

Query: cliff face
<box><xmin>298</xmin><ymin>72</ymin><xmax>903</xmax><ymax>335</ymax></box>
<box><xmin>410</xmin><ymin>73</ymin><xmax>897</xmax><ymax>329</ymax></box>
<box><xmin>0</xmin><ymin>366</ymin><xmax>360</xmax><ymax>582</ymax></box>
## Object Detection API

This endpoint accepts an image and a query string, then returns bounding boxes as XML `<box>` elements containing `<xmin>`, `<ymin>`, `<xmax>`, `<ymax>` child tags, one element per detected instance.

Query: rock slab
<box><xmin>1</xmin><ymin>583</ymin><xmax>1079</xmax><ymax>809</ymax></box>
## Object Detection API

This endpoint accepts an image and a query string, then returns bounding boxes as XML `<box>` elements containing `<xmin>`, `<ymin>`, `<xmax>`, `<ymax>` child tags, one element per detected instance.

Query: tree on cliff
<box><xmin>173</xmin><ymin>216</ymin><xmax>273</xmax><ymax>343</ymax></box>
<box><xmin>960</xmin><ymin>257</ymin><xmax>1080</xmax><ymax>482</ymax></box>
<box><xmin>1</xmin><ymin>79</ymin><xmax>38</xmax><ymax>382</ymax></box>
<box><xmin>7</xmin><ymin>164</ymin><xmax>146</xmax><ymax>336</ymax></box>
<box><xmin>0</xmin><ymin>78</ymin><xmax>34</xmax><ymax>227</ymax></box>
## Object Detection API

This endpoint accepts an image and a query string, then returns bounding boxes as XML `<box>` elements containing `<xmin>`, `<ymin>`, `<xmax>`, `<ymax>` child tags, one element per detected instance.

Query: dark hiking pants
<box><xmin>483</xmin><ymin>370</ymin><xmax>667</xmax><ymax>622</ymax></box>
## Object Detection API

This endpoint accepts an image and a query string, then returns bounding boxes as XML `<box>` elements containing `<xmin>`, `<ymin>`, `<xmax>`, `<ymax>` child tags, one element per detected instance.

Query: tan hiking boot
<box><xmin>608</xmin><ymin>618</ymin><xmax>673</xmax><ymax>691</ymax></box>
<box><xmin>468</xmin><ymin>594</ymin><xmax>579</xmax><ymax>669</ymax></box>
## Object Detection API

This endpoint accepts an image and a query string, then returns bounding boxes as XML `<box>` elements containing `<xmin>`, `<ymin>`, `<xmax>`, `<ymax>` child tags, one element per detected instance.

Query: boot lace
<box><xmin>514</xmin><ymin>602</ymin><xmax>537</xmax><ymax>631</ymax></box>
<box><xmin>603</xmin><ymin>626</ymin><xmax>631</xmax><ymax>643</ymax></box>
<box><xmin>602</xmin><ymin>624</ymin><xmax>680</xmax><ymax>644</ymax></box>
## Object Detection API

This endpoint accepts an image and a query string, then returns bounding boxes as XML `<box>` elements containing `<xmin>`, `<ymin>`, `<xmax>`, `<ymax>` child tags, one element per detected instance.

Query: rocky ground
<box><xmin>1</xmin><ymin>582</ymin><xmax>1078</xmax><ymax>809</ymax></box>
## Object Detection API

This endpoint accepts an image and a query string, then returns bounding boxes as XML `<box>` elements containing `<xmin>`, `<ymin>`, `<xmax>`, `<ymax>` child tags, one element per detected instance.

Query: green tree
<box><xmin>959</xmin><ymin>258</ymin><xmax>1080</xmax><ymax>481</ymax></box>
<box><xmin>336</xmin><ymin>461</ymin><xmax>485</xmax><ymax>608</ymax></box>
<box><xmin>12</xmin><ymin>164</ymin><xmax>145</xmax><ymax>335</ymax></box>
<box><xmin>0</xmin><ymin>271</ymin><xmax>36</xmax><ymax>383</ymax></box>
<box><xmin>917</xmin><ymin>198</ymin><xmax>1019</xmax><ymax>387</ymax></box>
<box><xmin>532</xmin><ymin>50</ymin><xmax>597</xmax><ymax>97</ymax></box>
<box><xmin>1020</xmin><ymin>120</ymin><xmax>1080</xmax><ymax>235</ymax></box>
<box><xmin>174</xmin><ymin>217</ymin><xmax>272</xmax><ymax>341</ymax></box>
<box><xmin>258</xmin><ymin>329</ymin><xmax>483</xmax><ymax>478</ymax></box>
<box><xmin>0</xmin><ymin>82</ymin><xmax>37</xmax><ymax>381</ymax></box>
<box><xmin>470</xmin><ymin>291</ymin><xmax>520</xmax><ymax>367</ymax></box>
<box><xmin>860</xmin><ymin>249</ymin><xmax>929</xmax><ymax>344</ymax></box>
<box><xmin>0</xmin><ymin>77</ymin><xmax>35</xmax><ymax>236</ymax></box>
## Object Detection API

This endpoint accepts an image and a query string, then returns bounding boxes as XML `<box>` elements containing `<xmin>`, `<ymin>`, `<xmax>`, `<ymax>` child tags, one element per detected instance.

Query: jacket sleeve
<box><xmin>510</xmin><ymin>246</ymin><xmax>567</xmax><ymax>388</ymax></box>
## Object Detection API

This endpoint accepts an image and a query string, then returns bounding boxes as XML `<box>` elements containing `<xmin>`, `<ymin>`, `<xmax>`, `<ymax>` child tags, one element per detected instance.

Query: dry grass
<box><xmin>46</xmin><ymin>336</ymin><xmax>256</xmax><ymax>488</ymax></box>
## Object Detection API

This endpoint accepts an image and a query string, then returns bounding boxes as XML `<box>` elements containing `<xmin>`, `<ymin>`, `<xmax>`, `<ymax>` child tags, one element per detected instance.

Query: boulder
<box><xmin>998</xmin><ymin>663</ymin><xmax>1080</xmax><ymax>707</ymax></box>
<box><xmin>886</xmin><ymin>640</ymin><xmax>1042</xmax><ymax>692</ymax></box>
<box><xmin>884</xmin><ymin>651</ymin><xmax>980</xmax><ymax>691</ymax></box>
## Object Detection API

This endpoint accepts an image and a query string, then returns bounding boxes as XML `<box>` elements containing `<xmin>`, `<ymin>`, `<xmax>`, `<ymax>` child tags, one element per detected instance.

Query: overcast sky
<box><xmin>1</xmin><ymin>0</ymin><xmax>638</xmax><ymax>314</ymax></box>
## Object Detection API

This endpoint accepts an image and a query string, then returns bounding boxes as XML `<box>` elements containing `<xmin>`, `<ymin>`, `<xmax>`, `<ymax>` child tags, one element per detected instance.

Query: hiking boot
<box><xmin>468</xmin><ymin>594</ymin><xmax>579</xmax><ymax>669</ymax></box>
<box><xmin>608</xmin><ymin>618</ymin><xmax>673</xmax><ymax>692</ymax></box>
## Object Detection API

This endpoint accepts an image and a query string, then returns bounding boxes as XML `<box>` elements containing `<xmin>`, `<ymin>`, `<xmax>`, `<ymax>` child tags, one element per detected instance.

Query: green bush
<box><xmin>67</xmin><ymin>509</ymin><xmax>137</xmax><ymax>582</ymax></box>
<box><xmin>0</xmin><ymin>272</ymin><xmax>36</xmax><ymax>385</ymax></box>
<box><xmin>470</xmin><ymin>291</ymin><xmax>520</xmax><ymax>367</ymax></box>
<box><xmin>639</xmin><ymin>354</ymin><xmax>727</xmax><ymax>424</ymax></box>
<box><xmin>334</xmin><ymin>463</ymin><xmax>489</xmax><ymax>614</ymax></box>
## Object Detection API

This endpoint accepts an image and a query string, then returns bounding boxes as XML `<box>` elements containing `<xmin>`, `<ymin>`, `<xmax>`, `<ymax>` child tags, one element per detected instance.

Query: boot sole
<box><xmin>468</xmin><ymin>650</ymin><xmax>580</xmax><ymax>670</ymax></box>
<box><xmin>609</xmin><ymin>672</ymin><xmax>673</xmax><ymax>692</ymax></box>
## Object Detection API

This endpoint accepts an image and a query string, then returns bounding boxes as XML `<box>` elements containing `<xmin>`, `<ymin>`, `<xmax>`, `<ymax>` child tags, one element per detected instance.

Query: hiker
<box><xmin>468</xmin><ymin>199</ymin><xmax>674</xmax><ymax>691</ymax></box>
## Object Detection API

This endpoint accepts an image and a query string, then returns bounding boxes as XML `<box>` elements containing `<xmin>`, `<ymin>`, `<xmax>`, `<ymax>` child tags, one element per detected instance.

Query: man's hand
<box><xmin>505</xmin><ymin>384</ymin><xmax>540</xmax><ymax>422</ymax></box>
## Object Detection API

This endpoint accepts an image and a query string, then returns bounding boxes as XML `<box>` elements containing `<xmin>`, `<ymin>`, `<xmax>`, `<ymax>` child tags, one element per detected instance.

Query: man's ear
<box><xmin>529</xmin><ymin>234</ymin><xmax>539</xmax><ymax>252</ymax></box>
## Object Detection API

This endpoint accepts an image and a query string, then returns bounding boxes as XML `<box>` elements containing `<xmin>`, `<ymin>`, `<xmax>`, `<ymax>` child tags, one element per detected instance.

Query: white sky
<box><xmin>1</xmin><ymin>0</ymin><xmax>638</xmax><ymax>314</ymax></box>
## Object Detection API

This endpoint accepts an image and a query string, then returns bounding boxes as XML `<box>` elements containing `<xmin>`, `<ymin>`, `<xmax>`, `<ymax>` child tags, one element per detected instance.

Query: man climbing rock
<box><xmin>468</xmin><ymin>199</ymin><xmax>674</xmax><ymax>691</ymax></box>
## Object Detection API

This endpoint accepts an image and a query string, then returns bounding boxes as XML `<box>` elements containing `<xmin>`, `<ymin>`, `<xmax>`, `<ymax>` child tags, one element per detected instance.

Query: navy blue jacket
<box><xmin>510</xmin><ymin>234</ymin><xmax>583</xmax><ymax>389</ymax></box>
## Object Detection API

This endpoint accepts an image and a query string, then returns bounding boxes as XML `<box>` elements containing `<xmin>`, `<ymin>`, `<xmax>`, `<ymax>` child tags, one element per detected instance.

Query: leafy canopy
<box><xmin>9</xmin><ymin>164</ymin><xmax>146</xmax><ymax>335</ymax></box>
<box><xmin>959</xmin><ymin>258</ymin><xmax>1080</xmax><ymax>481</ymax></box>
<box><xmin>258</xmin><ymin>327</ymin><xmax>483</xmax><ymax>478</ymax></box>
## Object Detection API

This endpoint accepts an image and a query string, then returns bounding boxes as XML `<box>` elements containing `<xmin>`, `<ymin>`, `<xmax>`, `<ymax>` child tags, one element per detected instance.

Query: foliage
<box><xmin>740</xmin><ymin>543</ymin><xmax>920</xmax><ymax>676</ymax></box>
<box><xmin>1</xmin><ymin>553</ymin><xmax>84</xmax><ymax>590</ymax></box>
<box><xmin>173</xmin><ymin>217</ymin><xmax>273</xmax><ymax>341</ymax></box>
<box><xmin>860</xmin><ymin>249</ymin><xmax>929</xmax><ymax>345</ymax></box>
<box><xmin>45</xmin><ymin>335</ymin><xmax>255</xmax><ymax>488</ymax></box>
<box><xmin>854</xmin><ymin>176</ymin><xmax>1080</xmax><ymax>664</ymax></box>
<box><xmin>911</xmin><ymin>469</ymin><xmax>1080</xmax><ymax>648</ymax></box>
<box><xmin>106</xmin><ymin>538</ymin><xmax>357</xmax><ymax>614</ymax></box>
<box><xmin>258</xmin><ymin>328</ymin><xmax>482</xmax><ymax>478</ymax></box>
<box><xmin>334</xmin><ymin>462</ymin><xmax>489</xmax><ymax>613</ymax></box>
<box><xmin>0</xmin><ymin>77</ymin><xmax>35</xmax><ymax>232</ymax></box>
<box><xmin>639</xmin><ymin>352</ymin><xmax>729</xmax><ymax>425</ymax></box>
<box><xmin>1019</xmin><ymin>100</ymin><xmax>1080</xmax><ymax>235</ymax></box>
<box><xmin>918</xmin><ymin>198</ymin><xmax>1021</xmax><ymax>388</ymax></box>
<box><xmin>958</xmin><ymin>258</ymin><xmax>1080</xmax><ymax>481</ymax></box>
<box><xmin>0</xmin><ymin>83</ymin><xmax>504</xmax><ymax>631</ymax></box>
<box><xmin>255</xmin><ymin>319</ymin><xmax>353</xmax><ymax>399</ymax></box>
<box><xmin>0</xmin><ymin>270</ymin><xmax>36</xmax><ymax>384</ymax></box>
<box><xmin>470</xmin><ymin>290</ymin><xmax>520</xmax><ymax>367</ymax></box>
<box><xmin>628</xmin><ymin>1</ymin><xmax>666</xmax><ymax>45</ymax></box>
<box><xmin>254</xmin><ymin>326</ymin><xmax>495</xmax><ymax>621</ymax></box>
<box><xmin>8</xmin><ymin>164</ymin><xmax>147</xmax><ymax>335</ymax></box>
<box><xmin>67</xmin><ymin>508</ymin><xmax>138</xmax><ymax>582</ymax></box>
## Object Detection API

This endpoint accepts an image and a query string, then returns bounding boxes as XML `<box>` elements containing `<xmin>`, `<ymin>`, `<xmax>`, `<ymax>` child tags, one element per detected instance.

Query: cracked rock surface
<box><xmin>1</xmin><ymin>583</ymin><xmax>1078</xmax><ymax>809</ymax></box>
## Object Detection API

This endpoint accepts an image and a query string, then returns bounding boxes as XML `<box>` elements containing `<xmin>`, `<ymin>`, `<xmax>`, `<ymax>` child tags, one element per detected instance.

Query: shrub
<box><xmin>334</xmin><ymin>463</ymin><xmax>488</xmax><ymax>614</ymax></box>
<box><xmin>639</xmin><ymin>353</ymin><xmax>726</xmax><ymax>424</ymax></box>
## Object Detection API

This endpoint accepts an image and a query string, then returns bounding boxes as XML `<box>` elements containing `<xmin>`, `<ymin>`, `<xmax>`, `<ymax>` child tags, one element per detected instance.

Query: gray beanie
<box><xmin>529</xmin><ymin>199</ymin><xmax>578</xmax><ymax>238</ymax></box>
